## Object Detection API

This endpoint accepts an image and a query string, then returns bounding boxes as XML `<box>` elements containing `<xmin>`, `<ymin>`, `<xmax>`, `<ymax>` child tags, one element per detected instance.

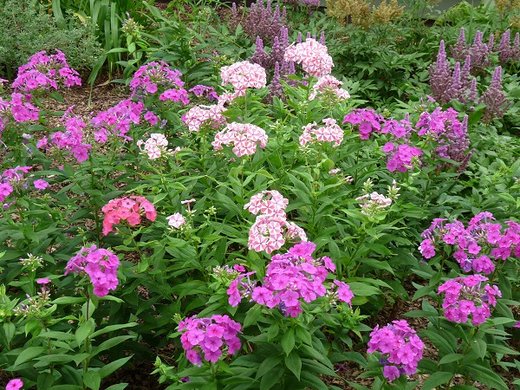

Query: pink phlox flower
<box><xmin>212</xmin><ymin>122</ymin><xmax>268</xmax><ymax>157</ymax></box>
<box><xmin>309</xmin><ymin>75</ymin><xmax>350</xmax><ymax>101</ymax></box>
<box><xmin>101</xmin><ymin>195</ymin><xmax>157</xmax><ymax>235</ymax></box>
<box><xmin>343</xmin><ymin>108</ymin><xmax>384</xmax><ymax>140</ymax></box>
<box><xmin>284</xmin><ymin>38</ymin><xmax>333</xmax><ymax>77</ymax></box>
<box><xmin>299</xmin><ymin>118</ymin><xmax>344</xmax><ymax>147</ymax></box>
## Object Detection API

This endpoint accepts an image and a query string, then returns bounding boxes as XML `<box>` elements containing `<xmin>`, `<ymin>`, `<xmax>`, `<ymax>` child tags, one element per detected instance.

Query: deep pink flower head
<box><xmin>33</xmin><ymin>179</ymin><xmax>49</xmax><ymax>190</ymax></box>
<box><xmin>65</xmin><ymin>245</ymin><xmax>120</xmax><ymax>297</ymax></box>
<box><xmin>368</xmin><ymin>320</ymin><xmax>424</xmax><ymax>381</ymax></box>
<box><xmin>343</xmin><ymin>108</ymin><xmax>384</xmax><ymax>140</ymax></box>
<box><xmin>178</xmin><ymin>314</ymin><xmax>241</xmax><ymax>366</ymax></box>
<box><xmin>438</xmin><ymin>274</ymin><xmax>501</xmax><ymax>326</ymax></box>
<box><xmin>6</xmin><ymin>379</ymin><xmax>24</xmax><ymax>390</ymax></box>
<box><xmin>91</xmin><ymin>99</ymin><xmax>145</xmax><ymax>143</ymax></box>
<box><xmin>12</xmin><ymin>50</ymin><xmax>81</xmax><ymax>92</ymax></box>
<box><xmin>130</xmin><ymin>61</ymin><xmax>187</xmax><ymax>102</ymax></box>
<box><xmin>101</xmin><ymin>195</ymin><xmax>157</xmax><ymax>235</ymax></box>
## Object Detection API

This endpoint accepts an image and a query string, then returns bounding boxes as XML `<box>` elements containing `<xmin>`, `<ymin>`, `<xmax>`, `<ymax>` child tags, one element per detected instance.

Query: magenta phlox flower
<box><xmin>65</xmin><ymin>245</ymin><xmax>120</xmax><ymax>297</ymax></box>
<box><xmin>91</xmin><ymin>99</ymin><xmax>145</xmax><ymax>143</ymax></box>
<box><xmin>343</xmin><ymin>108</ymin><xmax>384</xmax><ymax>140</ymax></box>
<box><xmin>438</xmin><ymin>274</ymin><xmax>501</xmax><ymax>325</ymax></box>
<box><xmin>130</xmin><ymin>62</ymin><xmax>187</xmax><ymax>101</ymax></box>
<box><xmin>12</xmin><ymin>50</ymin><xmax>81</xmax><ymax>92</ymax></box>
<box><xmin>178</xmin><ymin>314</ymin><xmax>241</xmax><ymax>366</ymax></box>
<box><xmin>367</xmin><ymin>320</ymin><xmax>424</xmax><ymax>381</ymax></box>
<box><xmin>6</xmin><ymin>378</ymin><xmax>24</xmax><ymax>390</ymax></box>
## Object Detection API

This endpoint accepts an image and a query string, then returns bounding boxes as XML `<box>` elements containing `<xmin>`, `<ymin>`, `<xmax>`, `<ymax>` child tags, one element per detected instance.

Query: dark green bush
<box><xmin>0</xmin><ymin>0</ymin><xmax>102</xmax><ymax>79</ymax></box>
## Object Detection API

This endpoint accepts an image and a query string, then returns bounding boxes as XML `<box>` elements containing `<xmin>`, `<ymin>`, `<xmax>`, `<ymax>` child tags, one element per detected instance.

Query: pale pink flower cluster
<box><xmin>284</xmin><ymin>38</ymin><xmax>334</xmax><ymax>77</ymax></box>
<box><xmin>137</xmin><ymin>133</ymin><xmax>178</xmax><ymax>160</ymax></box>
<box><xmin>244</xmin><ymin>190</ymin><xmax>288</xmax><ymax>218</ymax></box>
<box><xmin>167</xmin><ymin>212</ymin><xmax>186</xmax><ymax>229</ymax></box>
<box><xmin>220</xmin><ymin>61</ymin><xmax>267</xmax><ymax>96</ymax></box>
<box><xmin>246</xmin><ymin>190</ymin><xmax>307</xmax><ymax>253</ymax></box>
<box><xmin>212</xmin><ymin>123</ymin><xmax>268</xmax><ymax>157</ymax></box>
<box><xmin>299</xmin><ymin>118</ymin><xmax>344</xmax><ymax>147</ymax></box>
<box><xmin>356</xmin><ymin>192</ymin><xmax>393</xmax><ymax>216</ymax></box>
<box><xmin>182</xmin><ymin>104</ymin><xmax>227</xmax><ymax>132</ymax></box>
<box><xmin>101</xmin><ymin>195</ymin><xmax>157</xmax><ymax>235</ymax></box>
<box><xmin>309</xmin><ymin>75</ymin><xmax>350</xmax><ymax>101</ymax></box>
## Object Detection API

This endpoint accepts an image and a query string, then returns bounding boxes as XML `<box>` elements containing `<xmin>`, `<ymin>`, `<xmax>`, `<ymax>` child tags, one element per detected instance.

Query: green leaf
<box><xmin>14</xmin><ymin>346</ymin><xmax>45</xmax><ymax>367</ymax></box>
<box><xmin>466</xmin><ymin>364</ymin><xmax>508</xmax><ymax>390</ymax></box>
<box><xmin>99</xmin><ymin>356</ymin><xmax>133</xmax><ymax>378</ymax></box>
<box><xmin>104</xmin><ymin>385</ymin><xmax>128</xmax><ymax>390</ymax></box>
<box><xmin>243</xmin><ymin>305</ymin><xmax>262</xmax><ymax>328</ymax></box>
<box><xmin>281</xmin><ymin>329</ymin><xmax>295</xmax><ymax>355</ymax></box>
<box><xmin>285</xmin><ymin>351</ymin><xmax>302</xmax><ymax>380</ymax></box>
<box><xmin>471</xmin><ymin>338</ymin><xmax>487</xmax><ymax>359</ymax></box>
<box><xmin>422</xmin><ymin>372</ymin><xmax>454</xmax><ymax>390</ymax></box>
<box><xmin>83</xmin><ymin>371</ymin><xmax>101</xmax><ymax>390</ymax></box>
<box><xmin>256</xmin><ymin>355</ymin><xmax>282</xmax><ymax>378</ymax></box>
<box><xmin>75</xmin><ymin>318</ymin><xmax>95</xmax><ymax>346</ymax></box>
<box><xmin>259</xmin><ymin>366</ymin><xmax>284</xmax><ymax>390</ymax></box>
<box><xmin>439</xmin><ymin>353</ymin><xmax>464</xmax><ymax>365</ymax></box>
<box><xmin>91</xmin><ymin>322</ymin><xmax>138</xmax><ymax>338</ymax></box>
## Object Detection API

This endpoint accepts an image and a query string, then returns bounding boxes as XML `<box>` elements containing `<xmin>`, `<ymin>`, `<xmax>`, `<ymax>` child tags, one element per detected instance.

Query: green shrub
<box><xmin>0</xmin><ymin>0</ymin><xmax>101</xmax><ymax>79</ymax></box>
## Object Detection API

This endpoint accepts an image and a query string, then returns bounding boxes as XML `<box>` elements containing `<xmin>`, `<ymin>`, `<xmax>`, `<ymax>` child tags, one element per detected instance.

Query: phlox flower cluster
<box><xmin>284</xmin><ymin>38</ymin><xmax>333</xmax><ymax>77</ymax></box>
<box><xmin>130</xmin><ymin>62</ymin><xmax>187</xmax><ymax>103</ymax></box>
<box><xmin>342</xmin><ymin>108</ymin><xmax>384</xmax><ymax>140</ymax></box>
<box><xmin>299</xmin><ymin>118</ymin><xmax>344</xmax><ymax>147</ymax></box>
<box><xmin>227</xmin><ymin>242</ymin><xmax>353</xmax><ymax>317</ymax></box>
<box><xmin>178</xmin><ymin>314</ymin><xmax>241</xmax><ymax>366</ymax></box>
<box><xmin>166</xmin><ymin>212</ymin><xmax>186</xmax><ymax>229</ymax></box>
<box><xmin>212</xmin><ymin>122</ymin><xmax>268</xmax><ymax>157</ymax></box>
<box><xmin>0</xmin><ymin>93</ymin><xmax>39</xmax><ymax>134</ymax></box>
<box><xmin>309</xmin><ymin>75</ymin><xmax>350</xmax><ymax>101</ymax></box>
<box><xmin>5</xmin><ymin>378</ymin><xmax>23</xmax><ymax>390</ymax></box>
<box><xmin>356</xmin><ymin>192</ymin><xmax>393</xmax><ymax>217</ymax></box>
<box><xmin>189</xmin><ymin>85</ymin><xmax>219</xmax><ymax>101</ymax></box>
<box><xmin>244</xmin><ymin>190</ymin><xmax>288</xmax><ymax>218</ymax></box>
<box><xmin>382</xmin><ymin>143</ymin><xmax>422</xmax><ymax>173</ymax></box>
<box><xmin>367</xmin><ymin>320</ymin><xmax>424</xmax><ymax>382</ymax></box>
<box><xmin>65</xmin><ymin>245</ymin><xmax>120</xmax><ymax>297</ymax></box>
<box><xmin>245</xmin><ymin>190</ymin><xmax>307</xmax><ymax>253</ymax></box>
<box><xmin>37</xmin><ymin>108</ymin><xmax>91</xmax><ymax>163</ymax></box>
<box><xmin>91</xmin><ymin>99</ymin><xmax>145</xmax><ymax>143</ymax></box>
<box><xmin>182</xmin><ymin>104</ymin><xmax>227</xmax><ymax>132</ymax></box>
<box><xmin>137</xmin><ymin>133</ymin><xmax>178</xmax><ymax>160</ymax></box>
<box><xmin>419</xmin><ymin>212</ymin><xmax>520</xmax><ymax>274</ymax></box>
<box><xmin>12</xmin><ymin>50</ymin><xmax>81</xmax><ymax>92</ymax></box>
<box><xmin>438</xmin><ymin>274</ymin><xmax>501</xmax><ymax>326</ymax></box>
<box><xmin>220</xmin><ymin>61</ymin><xmax>267</xmax><ymax>97</ymax></box>
<box><xmin>101</xmin><ymin>195</ymin><xmax>157</xmax><ymax>236</ymax></box>
<box><xmin>0</xmin><ymin>166</ymin><xmax>47</xmax><ymax>206</ymax></box>
<box><xmin>416</xmin><ymin>108</ymin><xmax>470</xmax><ymax>164</ymax></box>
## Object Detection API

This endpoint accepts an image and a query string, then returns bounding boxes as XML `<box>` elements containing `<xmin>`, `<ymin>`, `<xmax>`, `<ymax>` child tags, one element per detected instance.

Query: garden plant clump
<box><xmin>0</xmin><ymin>0</ymin><xmax>519</xmax><ymax>389</ymax></box>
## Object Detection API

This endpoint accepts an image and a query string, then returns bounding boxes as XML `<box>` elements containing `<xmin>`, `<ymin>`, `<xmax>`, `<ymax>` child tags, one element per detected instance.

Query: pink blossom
<box><xmin>212</xmin><ymin>123</ymin><xmax>268</xmax><ymax>157</ymax></box>
<box><xmin>220</xmin><ymin>61</ymin><xmax>267</xmax><ymax>95</ymax></box>
<box><xmin>284</xmin><ymin>38</ymin><xmax>333</xmax><ymax>77</ymax></box>
<box><xmin>299</xmin><ymin>118</ymin><xmax>344</xmax><ymax>147</ymax></box>
<box><xmin>309</xmin><ymin>75</ymin><xmax>349</xmax><ymax>101</ymax></box>
<box><xmin>36</xmin><ymin>277</ymin><xmax>51</xmax><ymax>285</ymax></box>
<box><xmin>6</xmin><ymin>379</ymin><xmax>24</xmax><ymax>390</ymax></box>
<box><xmin>101</xmin><ymin>195</ymin><xmax>157</xmax><ymax>235</ymax></box>
<box><xmin>167</xmin><ymin>213</ymin><xmax>186</xmax><ymax>229</ymax></box>
<box><xmin>33</xmin><ymin>179</ymin><xmax>49</xmax><ymax>190</ymax></box>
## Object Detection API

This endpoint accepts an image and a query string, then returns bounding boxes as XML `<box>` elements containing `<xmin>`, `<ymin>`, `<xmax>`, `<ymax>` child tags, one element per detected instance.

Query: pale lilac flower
<box><xmin>167</xmin><ymin>213</ymin><xmax>186</xmax><ymax>229</ymax></box>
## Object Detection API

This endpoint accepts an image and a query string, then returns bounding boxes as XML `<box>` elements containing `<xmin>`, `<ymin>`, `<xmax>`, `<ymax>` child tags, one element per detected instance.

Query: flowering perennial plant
<box><xmin>230</xmin><ymin>0</ymin><xmax>287</xmax><ymax>43</ymax></box>
<box><xmin>220</xmin><ymin>61</ymin><xmax>267</xmax><ymax>96</ymax></box>
<box><xmin>245</xmin><ymin>190</ymin><xmax>307</xmax><ymax>253</ymax></box>
<box><xmin>498</xmin><ymin>29</ymin><xmax>520</xmax><ymax>63</ymax></box>
<box><xmin>367</xmin><ymin>320</ymin><xmax>424</xmax><ymax>382</ymax></box>
<box><xmin>137</xmin><ymin>133</ymin><xmax>178</xmax><ymax>160</ymax></box>
<box><xmin>356</xmin><ymin>180</ymin><xmax>399</xmax><ymax>218</ymax></box>
<box><xmin>299</xmin><ymin>118</ymin><xmax>344</xmax><ymax>147</ymax></box>
<box><xmin>212</xmin><ymin>122</ymin><xmax>268</xmax><ymax>157</ymax></box>
<box><xmin>228</xmin><ymin>242</ymin><xmax>353</xmax><ymax>317</ymax></box>
<box><xmin>309</xmin><ymin>75</ymin><xmax>350</xmax><ymax>101</ymax></box>
<box><xmin>343</xmin><ymin>108</ymin><xmax>384</xmax><ymax>140</ymax></box>
<box><xmin>182</xmin><ymin>104</ymin><xmax>227</xmax><ymax>133</ymax></box>
<box><xmin>38</xmin><ymin>108</ymin><xmax>91</xmax><ymax>163</ymax></box>
<box><xmin>284</xmin><ymin>38</ymin><xmax>333</xmax><ymax>78</ymax></box>
<box><xmin>420</xmin><ymin>212</ymin><xmax>520</xmax><ymax>274</ymax></box>
<box><xmin>12</xmin><ymin>50</ymin><xmax>81</xmax><ymax>93</ymax></box>
<box><xmin>382</xmin><ymin>143</ymin><xmax>422</xmax><ymax>172</ymax></box>
<box><xmin>101</xmin><ymin>195</ymin><xmax>157</xmax><ymax>236</ymax></box>
<box><xmin>0</xmin><ymin>93</ymin><xmax>39</xmax><ymax>134</ymax></box>
<box><xmin>178</xmin><ymin>314</ymin><xmax>241</xmax><ymax>366</ymax></box>
<box><xmin>438</xmin><ymin>274</ymin><xmax>501</xmax><ymax>325</ymax></box>
<box><xmin>91</xmin><ymin>99</ymin><xmax>145</xmax><ymax>143</ymax></box>
<box><xmin>166</xmin><ymin>212</ymin><xmax>186</xmax><ymax>229</ymax></box>
<box><xmin>130</xmin><ymin>62</ymin><xmax>187</xmax><ymax>102</ymax></box>
<box><xmin>65</xmin><ymin>245</ymin><xmax>120</xmax><ymax>297</ymax></box>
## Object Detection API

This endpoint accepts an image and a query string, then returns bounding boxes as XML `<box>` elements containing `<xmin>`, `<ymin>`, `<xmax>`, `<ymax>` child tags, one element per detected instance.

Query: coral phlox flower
<box><xmin>101</xmin><ymin>195</ymin><xmax>157</xmax><ymax>236</ymax></box>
